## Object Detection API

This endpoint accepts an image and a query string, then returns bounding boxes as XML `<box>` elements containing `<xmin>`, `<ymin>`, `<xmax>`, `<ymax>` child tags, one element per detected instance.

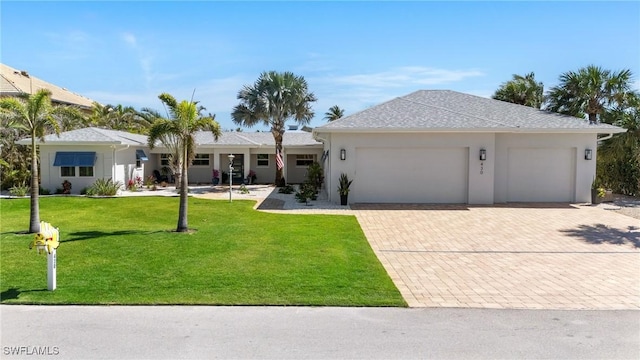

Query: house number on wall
<box><xmin>480</xmin><ymin>162</ymin><xmax>484</xmax><ymax>175</ymax></box>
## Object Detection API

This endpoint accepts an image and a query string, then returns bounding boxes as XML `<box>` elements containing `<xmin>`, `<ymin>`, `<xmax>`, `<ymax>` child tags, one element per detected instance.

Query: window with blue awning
<box><xmin>53</xmin><ymin>152</ymin><xmax>96</xmax><ymax>166</ymax></box>
<box><xmin>136</xmin><ymin>149</ymin><xmax>148</xmax><ymax>161</ymax></box>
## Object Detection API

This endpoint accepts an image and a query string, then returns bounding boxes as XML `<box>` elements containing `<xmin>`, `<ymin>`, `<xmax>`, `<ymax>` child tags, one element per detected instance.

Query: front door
<box><xmin>230</xmin><ymin>154</ymin><xmax>244</xmax><ymax>184</ymax></box>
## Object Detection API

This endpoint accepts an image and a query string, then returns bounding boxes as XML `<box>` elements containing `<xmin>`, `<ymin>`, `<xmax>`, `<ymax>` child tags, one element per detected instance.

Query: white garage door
<box><xmin>507</xmin><ymin>148</ymin><xmax>576</xmax><ymax>202</ymax></box>
<box><xmin>354</xmin><ymin>147</ymin><xmax>468</xmax><ymax>203</ymax></box>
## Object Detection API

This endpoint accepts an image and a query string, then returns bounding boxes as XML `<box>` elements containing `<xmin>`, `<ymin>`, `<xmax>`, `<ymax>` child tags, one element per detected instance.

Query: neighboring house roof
<box><xmin>0</xmin><ymin>63</ymin><xmax>96</xmax><ymax>109</ymax></box>
<box><xmin>18</xmin><ymin>127</ymin><xmax>321</xmax><ymax>148</ymax></box>
<box><xmin>17</xmin><ymin>127</ymin><xmax>149</xmax><ymax>146</ymax></box>
<box><xmin>315</xmin><ymin>90</ymin><xmax>626</xmax><ymax>133</ymax></box>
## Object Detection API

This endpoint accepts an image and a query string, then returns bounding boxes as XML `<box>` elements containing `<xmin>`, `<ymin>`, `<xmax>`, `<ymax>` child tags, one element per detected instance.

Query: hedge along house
<box><xmin>313</xmin><ymin>90</ymin><xmax>626</xmax><ymax>205</ymax></box>
<box><xmin>18</xmin><ymin>127</ymin><xmax>323</xmax><ymax>194</ymax></box>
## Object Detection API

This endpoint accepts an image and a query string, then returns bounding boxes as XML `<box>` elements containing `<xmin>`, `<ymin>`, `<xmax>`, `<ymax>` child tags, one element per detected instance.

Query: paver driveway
<box><xmin>353</xmin><ymin>203</ymin><xmax>640</xmax><ymax>310</ymax></box>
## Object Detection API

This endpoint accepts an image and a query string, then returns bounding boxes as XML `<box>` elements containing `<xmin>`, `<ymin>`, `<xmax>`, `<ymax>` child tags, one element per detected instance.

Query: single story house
<box><xmin>313</xmin><ymin>90</ymin><xmax>626</xmax><ymax>205</ymax></box>
<box><xmin>18</xmin><ymin>127</ymin><xmax>323</xmax><ymax>194</ymax></box>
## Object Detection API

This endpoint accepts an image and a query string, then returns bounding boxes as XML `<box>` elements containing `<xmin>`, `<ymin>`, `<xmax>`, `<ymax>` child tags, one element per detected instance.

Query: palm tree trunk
<box><xmin>176</xmin><ymin>147</ymin><xmax>189</xmax><ymax>232</ymax></box>
<box><xmin>29</xmin><ymin>135</ymin><xmax>40</xmax><ymax>233</ymax></box>
<box><xmin>588</xmin><ymin>112</ymin><xmax>598</xmax><ymax>124</ymax></box>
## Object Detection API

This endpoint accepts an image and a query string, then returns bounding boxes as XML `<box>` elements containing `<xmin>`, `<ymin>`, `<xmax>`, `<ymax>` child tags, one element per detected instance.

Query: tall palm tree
<box><xmin>0</xmin><ymin>89</ymin><xmax>83</xmax><ymax>233</ymax></box>
<box><xmin>597</xmin><ymin>91</ymin><xmax>640</xmax><ymax>195</ymax></box>
<box><xmin>492</xmin><ymin>72</ymin><xmax>544</xmax><ymax>109</ymax></box>
<box><xmin>147</xmin><ymin>93</ymin><xmax>221</xmax><ymax>232</ymax></box>
<box><xmin>89</xmin><ymin>103</ymin><xmax>151</xmax><ymax>134</ymax></box>
<box><xmin>231</xmin><ymin>71</ymin><xmax>316</xmax><ymax>186</ymax></box>
<box><xmin>546</xmin><ymin>65</ymin><xmax>634</xmax><ymax>124</ymax></box>
<box><xmin>324</xmin><ymin>105</ymin><xmax>345</xmax><ymax>121</ymax></box>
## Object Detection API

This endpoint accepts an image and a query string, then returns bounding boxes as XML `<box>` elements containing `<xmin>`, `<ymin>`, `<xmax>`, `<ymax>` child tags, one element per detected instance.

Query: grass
<box><xmin>0</xmin><ymin>196</ymin><xmax>406</xmax><ymax>306</ymax></box>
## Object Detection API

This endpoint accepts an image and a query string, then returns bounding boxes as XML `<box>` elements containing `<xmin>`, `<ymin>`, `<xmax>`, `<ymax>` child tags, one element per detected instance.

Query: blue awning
<box><xmin>53</xmin><ymin>152</ymin><xmax>96</xmax><ymax>167</ymax></box>
<box><xmin>136</xmin><ymin>149</ymin><xmax>148</xmax><ymax>161</ymax></box>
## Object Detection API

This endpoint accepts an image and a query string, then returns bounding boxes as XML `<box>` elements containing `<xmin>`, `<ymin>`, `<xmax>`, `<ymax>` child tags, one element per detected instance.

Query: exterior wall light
<box><xmin>479</xmin><ymin>149</ymin><xmax>487</xmax><ymax>161</ymax></box>
<box><xmin>585</xmin><ymin>149</ymin><xmax>592</xmax><ymax>160</ymax></box>
<box><xmin>340</xmin><ymin>149</ymin><xmax>346</xmax><ymax>161</ymax></box>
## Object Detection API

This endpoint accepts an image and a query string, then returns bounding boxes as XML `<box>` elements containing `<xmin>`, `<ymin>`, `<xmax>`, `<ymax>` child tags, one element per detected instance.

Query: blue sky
<box><xmin>2</xmin><ymin>1</ymin><xmax>639</xmax><ymax>131</ymax></box>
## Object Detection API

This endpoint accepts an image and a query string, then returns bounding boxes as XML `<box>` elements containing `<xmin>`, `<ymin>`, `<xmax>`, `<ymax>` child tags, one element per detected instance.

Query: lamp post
<box><xmin>228</xmin><ymin>154</ymin><xmax>235</xmax><ymax>202</ymax></box>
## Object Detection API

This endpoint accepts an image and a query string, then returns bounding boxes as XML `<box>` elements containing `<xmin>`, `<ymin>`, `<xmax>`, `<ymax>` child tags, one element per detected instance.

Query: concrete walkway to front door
<box><xmin>353</xmin><ymin>203</ymin><xmax>640</xmax><ymax>310</ymax></box>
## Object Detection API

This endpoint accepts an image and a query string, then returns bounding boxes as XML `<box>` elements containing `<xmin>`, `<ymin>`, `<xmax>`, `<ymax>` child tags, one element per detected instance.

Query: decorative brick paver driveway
<box><xmin>353</xmin><ymin>203</ymin><xmax>640</xmax><ymax>310</ymax></box>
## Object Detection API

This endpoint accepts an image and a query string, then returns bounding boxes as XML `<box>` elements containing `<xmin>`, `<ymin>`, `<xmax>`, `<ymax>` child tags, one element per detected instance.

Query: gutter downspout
<box><xmin>597</xmin><ymin>133</ymin><xmax>614</xmax><ymax>142</ymax></box>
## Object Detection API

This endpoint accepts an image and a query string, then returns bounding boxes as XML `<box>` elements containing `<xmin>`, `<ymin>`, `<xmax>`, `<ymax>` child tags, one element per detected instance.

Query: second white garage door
<box><xmin>353</xmin><ymin>147</ymin><xmax>469</xmax><ymax>203</ymax></box>
<box><xmin>507</xmin><ymin>148</ymin><xmax>576</xmax><ymax>202</ymax></box>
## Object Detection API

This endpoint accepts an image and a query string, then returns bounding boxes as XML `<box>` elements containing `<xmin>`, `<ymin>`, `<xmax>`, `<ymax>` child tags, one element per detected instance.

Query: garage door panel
<box><xmin>507</xmin><ymin>148</ymin><xmax>575</xmax><ymax>202</ymax></box>
<box><xmin>354</xmin><ymin>148</ymin><xmax>468</xmax><ymax>203</ymax></box>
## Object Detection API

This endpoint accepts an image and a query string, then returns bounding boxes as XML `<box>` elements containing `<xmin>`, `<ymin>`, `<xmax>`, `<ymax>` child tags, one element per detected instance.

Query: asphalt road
<box><xmin>1</xmin><ymin>306</ymin><xmax>638</xmax><ymax>360</ymax></box>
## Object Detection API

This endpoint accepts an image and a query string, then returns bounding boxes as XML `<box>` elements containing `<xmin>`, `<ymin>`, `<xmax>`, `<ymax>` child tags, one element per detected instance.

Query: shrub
<box><xmin>39</xmin><ymin>187</ymin><xmax>51</xmax><ymax>195</ymax></box>
<box><xmin>295</xmin><ymin>182</ymin><xmax>316</xmax><ymax>203</ymax></box>
<box><xmin>86</xmin><ymin>178</ymin><xmax>122</xmax><ymax>196</ymax></box>
<box><xmin>278</xmin><ymin>184</ymin><xmax>295</xmax><ymax>194</ymax></box>
<box><xmin>9</xmin><ymin>183</ymin><xmax>29</xmax><ymax>197</ymax></box>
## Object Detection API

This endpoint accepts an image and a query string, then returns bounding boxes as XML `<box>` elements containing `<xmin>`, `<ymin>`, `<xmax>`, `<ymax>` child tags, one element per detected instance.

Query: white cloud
<box><xmin>121</xmin><ymin>32</ymin><xmax>137</xmax><ymax>47</ymax></box>
<box><xmin>326</xmin><ymin>66</ymin><xmax>485</xmax><ymax>88</ymax></box>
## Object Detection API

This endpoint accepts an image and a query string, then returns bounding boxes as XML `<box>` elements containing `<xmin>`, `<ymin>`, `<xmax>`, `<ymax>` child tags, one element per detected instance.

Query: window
<box><xmin>79</xmin><ymin>166</ymin><xmax>94</xmax><ymax>177</ymax></box>
<box><xmin>160</xmin><ymin>154</ymin><xmax>171</xmax><ymax>166</ymax></box>
<box><xmin>257</xmin><ymin>154</ymin><xmax>269</xmax><ymax>167</ymax></box>
<box><xmin>61</xmin><ymin>167</ymin><xmax>75</xmax><ymax>177</ymax></box>
<box><xmin>296</xmin><ymin>154</ymin><xmax>315</xmax><ymax>167</ymax></box>
<box><xmin>192</xmin><ymin>154</ymin><xmax>210</xmax><ymax>166</ymax></box>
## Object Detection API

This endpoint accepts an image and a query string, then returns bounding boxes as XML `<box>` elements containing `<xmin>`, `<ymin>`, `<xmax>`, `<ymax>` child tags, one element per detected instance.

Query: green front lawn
<box><xmin>0</xmin><ymin>197</ymin><xmax>405</xmax><ymax>306</ymax></box>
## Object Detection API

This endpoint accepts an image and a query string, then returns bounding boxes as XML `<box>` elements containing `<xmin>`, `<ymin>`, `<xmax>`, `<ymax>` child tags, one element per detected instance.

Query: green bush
<box><xmin>86</xmin><ymin>178</ymin><xmax>122</xmax><ymax>196</ymax></box>
<box><xmin>39</xmin><ymin>187</ymin><xmax>51</xmax><ymax>195</ymax></box>
<box><xmin>8</xmin><ymin>183</ymin><xmax>29</xmax><ymax>197</ymax></box>
<box><xmin>278</xmin><ymin>184</ymin><xmax>295</xmax><ymax>194</ymax></box>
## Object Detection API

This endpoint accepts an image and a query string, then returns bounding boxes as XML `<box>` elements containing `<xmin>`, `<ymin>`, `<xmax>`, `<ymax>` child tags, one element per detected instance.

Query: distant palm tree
<box><xmin>90</xmin><ymin>103</ymin><xmax>150</xmax><ymax>134</ymax></box>
<box><xmin>324</xmin><ymin>105</ymin><xmax>345</xmax><ymax>121</ymax></box>
<box><xmin>231</xmin><ymin>71</ymin><xmax>316</xmax><ymax>186</ymax></box>
<box><xmin>492</xmin><ymin>72</ymin><xmax>544</xmax><ymax>109</ymax></box>
<box><xmin>546</xmin><ymin>65</ymin><xmax>634</xmax><ymax>124</ymax></box>
<box><xmin>147</xmin><ymin>93</ymin><xmax>221</xmax><ymax>232</ymax></box>
<box><xmin>0</xmin><ymin>89</ymin><xmax>83</xmax><ymax>233</ymax></box>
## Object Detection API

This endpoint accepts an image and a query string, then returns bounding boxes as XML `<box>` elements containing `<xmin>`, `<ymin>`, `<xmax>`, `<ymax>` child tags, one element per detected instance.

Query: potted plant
<box><xmin>591</xmin><ymin>177</ymin><xmax>606</xmax><ymax>205</ymax></box>
<box><xmin>338</xmin><ymin>173</ymin><xmax>353</xmax><ymax>205</ymax></box>
<box><xmin>248</xmin><ymin>170</ymin><xmax>257</xmax><ymax>184</ymax></box>
<box><xmin>212</xmin><ymin>169</ymin><xmax>220</xmax><ymax>185</ymax></box>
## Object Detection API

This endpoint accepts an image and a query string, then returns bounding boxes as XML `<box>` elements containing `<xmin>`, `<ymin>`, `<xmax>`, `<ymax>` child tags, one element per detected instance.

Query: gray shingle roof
<box><xmin>20</xmin><ymin>128</ymin><xmax>321</xmax><ymax>147</ymax></box>
<box><xmin>1</xmin><ymin>63</ymin><xmax>96</xmax><ymax>109</ymax></box>
<box><xmin>18</xmin><ymin>127</ymin><xmax>149</xmax><ymax>145</ymax></box>
<box><xmin>316</xmin><ymin>90</ymin><xmax>625</xmax><ymax>133</ymax></box>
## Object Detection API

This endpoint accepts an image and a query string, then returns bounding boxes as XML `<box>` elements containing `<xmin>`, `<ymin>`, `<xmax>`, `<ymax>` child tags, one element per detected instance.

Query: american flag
<box><xmin>276</xmin><ymin>149</ymin><xmax>284</xmax><ymax>170</ymax></box>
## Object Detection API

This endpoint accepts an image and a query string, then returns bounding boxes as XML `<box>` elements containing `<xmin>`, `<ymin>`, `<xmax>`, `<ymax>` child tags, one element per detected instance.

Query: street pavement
<box><xmin>1</xmin><ymin>305</ymin><xmax>638</xmax><ymax>359</ymax></box>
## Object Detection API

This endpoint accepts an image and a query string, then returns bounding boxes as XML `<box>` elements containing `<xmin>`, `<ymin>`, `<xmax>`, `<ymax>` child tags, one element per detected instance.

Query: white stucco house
<box><xmin>313</xmin><ymin>90</ymin><xmax>626</xmax><ymax>205</ymax></box>
<box><xmin>18</xmin><ymin>128</ymin><xmax>323</xmax><ymax>194</ymax></box>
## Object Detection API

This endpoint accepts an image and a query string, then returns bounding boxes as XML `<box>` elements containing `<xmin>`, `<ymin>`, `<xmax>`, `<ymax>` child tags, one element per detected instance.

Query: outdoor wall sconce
<box><xmin>479</xmin><ymin>149</ymin><xmax>487</xmax><ymax>161</ymax></box>
<box><xmin>340</xmin><ymin>149</ymin><xmax>346</xmax><ymax>161</ymax></box>
<box><xmin>585</xmin><ymin>149</ymin><xmax>593</xmax><ymax>160</ymax></box>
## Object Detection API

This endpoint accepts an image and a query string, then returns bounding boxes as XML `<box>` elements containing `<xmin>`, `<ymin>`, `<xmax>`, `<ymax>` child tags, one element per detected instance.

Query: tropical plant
<box><xmin>546</xmin><ymin>65</ymin><xmax>634</xmax><ymax>124</ymax></box>
<box><xmin>9</xmin><ymin>183</ymin><xmax>29</xmax><ymax>197</ymax></box>
<box><xmin>324</xmin><ymin>105</ymin><xmax>345</xmax><ymax>121</ymax></box>
<box><xmin>597</xmin><ymin>91</ymin><xmax>640</xmax><ymax>195</ymax></box>
<box><xmin>306</xmin><ymin>161</ymin><xmax>323</xmax><ymax>191</ymax></box>
<box><xmin>338</xmin><ymin>173</ymin><xmax>353</xmax><ymax>195</ymax></box>
<box><xmin>231</xmin><ymin>71</ymin><xmax>317</xmax><ymax>186</ymax></box>
<box><xmin>89</xmin><ymin>103</ymin><xmax>151</xmax><ymax>134</ymax></box>
<box><xmin>492</xmin><ymin>72</ymin><xmax>544</xmax><ymax>109</ymax></box>
<box><xmin>85</xmin><ymin>178</ymin><xmax>122</xmax><ymax>196</ymax></box>
<box><xmin>0</xmin><ymin>89</ymin><xmax>83</xmax><ymax>233</ymax></box>
<box><xmin>147</xmin><ymin>93</ymin><xmax>222</xmax><ymax>232</ymax></box>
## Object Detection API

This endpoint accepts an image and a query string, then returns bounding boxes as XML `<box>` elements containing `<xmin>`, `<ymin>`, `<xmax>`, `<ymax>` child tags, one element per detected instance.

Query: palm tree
<box><xmin>324</xmin><ymin>105</ymin><xmax>345</xmax><ymax>121</ymax></box>
<box><xmin>147</xmin><ymin>93</ymin><xmax>221</xmax><ymax>232</ymax></box>
<box><xmin>597</xmin><ymin>91</ymin><xmax>640</xmax><ymax>195</ymax></box>
<box><xmin>0</xmin><ymin>89</ymin><xmax>83</xmax><ymax>233</ymax></box>
<box><xmin>546</xmin><ymin>65</ymin><xmax>634</xmax><ymax>124</ymax></box>
<box><xmin>231</xmin><ymin>71</ymin><xmax>316</xmax><ymax>186</ymax></box>
<box><xmin>89</xmin><ymin>103</ymin><xmax>151</xmax><ymax>134</ymax></box>
<box><xmin>492</xmin><ymin>72</ymin><xmax>544</xmax><ymax>109</ymax></box>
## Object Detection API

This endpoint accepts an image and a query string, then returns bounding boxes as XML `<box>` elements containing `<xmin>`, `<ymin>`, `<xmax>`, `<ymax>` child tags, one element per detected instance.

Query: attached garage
<box><xmin>354</xmin><ymin>147</ymin><xmax>469</xmax><ymax>203</ymax></box>
<box><xmin>506</xmin><ymin>148</ymin><xmax>576</xmax><ymax>202</ymax></box>
<box><xmin>313</xmin><ymin>90</ymin><xmax>625</xmax><ymax>205</ymax></box>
